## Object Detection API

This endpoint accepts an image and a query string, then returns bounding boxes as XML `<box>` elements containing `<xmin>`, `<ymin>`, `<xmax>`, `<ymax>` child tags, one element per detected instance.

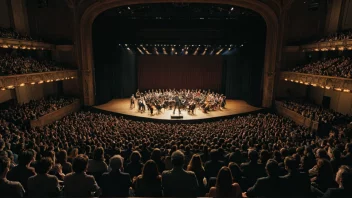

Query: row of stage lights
<box><xmin>304</xmin><ymin>46</ymin><xmax>352</xmax><ymax>52</ymax></box>
<box><xmin>284</xmin><ymin>78</ymin><xmax>351</xmax><ymax>93</ymax></box>
<box><xmin>0</xmin><ymin>44</ymin><xmax>47</xmax><ymax>50</ymax></box>
<box><xmin>0</xmin><ymin>77</ymin><xmax>75</xmax><ymax>91</ymax></box>
<box><xmin>120</xmin><ymin>44</ymin><xmax>239</xmax><ymax>55</ymax></box>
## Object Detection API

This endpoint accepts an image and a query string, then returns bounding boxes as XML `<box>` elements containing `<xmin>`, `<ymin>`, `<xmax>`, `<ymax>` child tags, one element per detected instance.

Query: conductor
<box><xmin>173</xmin><ymin>94</ymin><xmax>181</xmax><ymax>115</ymax></box>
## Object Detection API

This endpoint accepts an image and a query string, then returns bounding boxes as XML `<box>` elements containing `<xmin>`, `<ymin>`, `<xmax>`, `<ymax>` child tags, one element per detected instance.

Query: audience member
<box><xmin>0</xmin><ymin>156</ymin><xmax>24</xmax><ymax>197</ymax></box>
<box><xmin>27</xmin><ymin>157</ymin><xmax>60</xmax><ymax>197</ymax></box>
<box><xmin>64</xmin><ymin>154</ymin><xmax>100</xmax><ymax>197</ymax></box>
<box><xmin>99</xmin><ymin>155</ymin><xmax>131</xmax><ymax>197</ymax></box>
<box><xmin>207</xmin><ymin>166</ymin><xmax>242</xmax><ymax>198</ymax></box>
<box><xmin>161</xmin><ymin>150</ymin><xmax>199</xmax><ymax>197</ymax></box>
<box><xmin>133</xmin><ymin>160</ymin><xmax>162</xmax><ymax>197</ymax></box>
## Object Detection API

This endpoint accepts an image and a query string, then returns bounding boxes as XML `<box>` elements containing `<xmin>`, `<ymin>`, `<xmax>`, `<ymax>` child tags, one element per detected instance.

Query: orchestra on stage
<box><xmin>130</xmin><ymin>89</ymin><xmax>226</xmax><ymax>116</ymax></box>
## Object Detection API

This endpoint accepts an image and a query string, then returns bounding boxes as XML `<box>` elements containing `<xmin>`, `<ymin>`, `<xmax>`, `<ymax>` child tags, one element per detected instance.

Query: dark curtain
<box><xmin>222</xmin><ymin>46</ymin><xmax>264</xmax><ymax>106</ymax></box>
<box><xmin>137</xmin><ymin>56</ymin><xmax>222</xmax><ymax>91</ymax></box>
<box><xmin>94</xmin><ymin>47</ymin><xmax>137</xmax><ymax>105</ymax></box>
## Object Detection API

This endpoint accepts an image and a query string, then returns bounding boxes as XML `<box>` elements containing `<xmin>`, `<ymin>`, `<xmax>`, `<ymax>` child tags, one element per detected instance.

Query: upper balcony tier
<box><xmin>280</xmin><ymin>71</ymin><xmax>352</xmax><ymax>92</ymax></box>
<box><xmin>285</xmin><ymin>39</ymin><xmax>352</xmax><ymax>52</ymax></box>
<box><xmin>0</xmin><ymin>37</ymin><xmax>55</xmax><ymax>50</ymax></box>
<box><xmin>0</xmin><ymin>70</ymin><xmax>78</xmax><ymax>89</ymax></box>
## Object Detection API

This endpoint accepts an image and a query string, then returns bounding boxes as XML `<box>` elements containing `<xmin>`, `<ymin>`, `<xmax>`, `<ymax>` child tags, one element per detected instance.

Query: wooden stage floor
<box><xmin>94</xmin><ymin>99</ymin><xmax>262</xmax><ymax>121</ymax></box>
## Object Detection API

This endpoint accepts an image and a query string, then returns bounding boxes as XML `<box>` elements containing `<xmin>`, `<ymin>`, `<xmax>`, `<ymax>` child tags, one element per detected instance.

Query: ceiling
<box><xmin>93</xmin><ymin>3</ymin><xmax>266</xmax><ymax>46</ymax></box>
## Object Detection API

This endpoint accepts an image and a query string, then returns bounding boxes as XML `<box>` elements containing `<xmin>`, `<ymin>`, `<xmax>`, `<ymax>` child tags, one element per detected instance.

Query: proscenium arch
<box><xmin>79</xmin><ymin>0</ymin><xmax>279</xmax><ymax>107</ymax></box>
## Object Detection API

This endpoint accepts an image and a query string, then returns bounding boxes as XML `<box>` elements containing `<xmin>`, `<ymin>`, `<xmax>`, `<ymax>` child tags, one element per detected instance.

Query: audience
<box><xmin>317</xmin><ymin>29</ymin><xmax>352</xmax><ymax>42</ymax></box>
<box><xmin>0</xmin><ymin>109</ymin><xmax>351</xmax><ymax>197</ymax></box>
<box><xmin>0</xmin><ymin>54</ymin><xmax>73</xmax><ymax>76</ymax></box>
<box><xmin>278</xmin><ymin>99</ymin><xmax>352</xmax><ymax>125</ymax></box>
<box><xmin>0</xmin><ymin>27</ymin><xmax>38</xmax><ymax>41</ymax></box>
<box><xmin>0</xmin><ymin>96</ymin><xmax>76</xmax><ymax>125</ymax></box>
<box><xmin>290</xmin><ymin>56</ymin><xmax>352</xmax><ymax>78</ymax></box>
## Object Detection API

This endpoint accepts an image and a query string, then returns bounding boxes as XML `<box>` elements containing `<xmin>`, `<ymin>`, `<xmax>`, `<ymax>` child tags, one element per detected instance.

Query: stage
<box><xmin>93</xmin><ymin>99</ymin><xmax>263</xmax><ymax>122</ymax></box>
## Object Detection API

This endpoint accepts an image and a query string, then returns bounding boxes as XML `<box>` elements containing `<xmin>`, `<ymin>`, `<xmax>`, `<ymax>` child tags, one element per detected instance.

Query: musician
<box><xmin>138</xmin><ymin>98</ymin><xmax>145</xmax><ymax>112</ymax></box>
<box><xmin>136</xmin><ymin>89</ymin><xmax>140</xmax><ymax>99</ymax></box>
<box><xmin>130</xmin><ymin>94</ymin><xmax>135</xmax><ymax>109</ymax></box>
<box><xmin>188</xmin><ymin>100</ymin><xmax>196</xmax><ymax>115</ymax></box>
<box><xmin>173</xmin><ymin>94</ymin><xmax>181</xmax><ymax>115</ymax></box>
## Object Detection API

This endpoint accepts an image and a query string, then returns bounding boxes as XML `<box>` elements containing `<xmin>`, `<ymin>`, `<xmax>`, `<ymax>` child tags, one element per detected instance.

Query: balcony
<box><xmin>0</xmin><ymin>37</ymin><xmax>54</xmax><ymax>50</ymax></box>
<box><xmin>0</xmin><ymin>70</ymin><xmax>78</xmax><ymax>89</ymax></box>
<box><xmin>279</xmin><ymin>71</ymin><xmax>352</xmax><ymax>92</ymax></box>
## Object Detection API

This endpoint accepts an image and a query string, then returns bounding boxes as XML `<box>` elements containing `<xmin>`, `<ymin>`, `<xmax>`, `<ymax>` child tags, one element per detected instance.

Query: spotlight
<box><xmin>231</xmin><ymin>7</ymin><xmax>234</xmax><ymax>11</ymax></box>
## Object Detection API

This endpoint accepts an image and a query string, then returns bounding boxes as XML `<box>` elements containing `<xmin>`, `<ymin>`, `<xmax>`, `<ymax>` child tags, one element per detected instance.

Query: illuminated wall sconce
<box><xmin>311</xmin><ymin>84</ymin><xmax>317</xmax><ymax>87</ymax></box>
<box><xmin>338</xmin><ymin>47</ymin><xmax>344</xmax><ymax>51</ymax></box>
<box><xmin>325</xmin><ymin>86</ymin><xmax>331</xmax><ymax>90</ymax></box>
<box><xmin>304</xmin><ymin>82</ymin><xmax>309</xmax><ymax>85</ymax></box>
<box><xmin>295</xmin><ymin>80</ymin><xmax>299</xmax><ymax>83</ymax></box>
<box><xmin>50</xmin><ymin>80</ymin><xmax>54</xmax><ymax>82</ymax></box>
<box><xmin>31</xmin><ymin>82</ymin><xmax>36</xmax><ymax>85</ymax></box>
<box><xmin>19</xmin><ymin>83</ymin><xmax>25</xmax><ymax>87</ymax></box>
<box><xmin>2</xmin><ymin>44</ymin><xmax>9</xmax><ymax>48</ymax></box>
<box><xmin>38</xmin><ymin>81</ymin><xmax>44</xmax><ymax>84</ymax></box>
<box><xmin>284</xmin><ymin>78</ymin><xmax>288</xmax><ymax>81</ymax></box>
<box><xmin>347</xmin><ymin>47</ymin><xmax>352</xmax><ymax>50</ymax></box>
<box><xmin>330</xmin><ymin>47</ymin><xmax>336</xmax><ymax>51</ymax></box>
<box><xmin>55</xmin><ymin>79</ymin><xmax>60</xmax><ymax>81</ymax></box>
<box><xmin>71</xmin><ymin>77</ymin><xmax>74</xmax><ymax>79</ymax></box>
<box><xmin>12</xmin><ymin>45</ymin><xmax>19</xmax><ymax>49</ymax></box>
<box><xmin>21</xmin><ymin>46</ymin><xmax>26</xmax><ymax>50</ymax></box>
<box><xmin>314</xmin><ymin>48</ymin><xmax>319</xmax><ymax>51</ymax></box>
<box><xmin>343</xmin><ymin>89</ymin><xmax>350</xmax><ymax>93</ymax></box>
<box><xmin>46</xmin><ymin>80</ymin><xmax>51</xmax><ymax>83</ymax></box>
<box><xmin>334</xmin><ymin>88</ymin><xmax>342</xmax><ymax>91</ymax></box>
<box><xmin>321</xmin><ymin>86</ymin><xmax>325</xmax><ymax>88</ymax></box>
<box><xmin>7</xmin><ymin>85</ymin><xmax>14</xmax><ymax>89</ymax></box>
<box><xmin>299</xmin><ymin>81</ymin><xmax>304</xmax><ymax>84</ymax></box>
<box><xmin>1</xmin><ymin>88</ymin><xmax>6</xmax><ymax>91</ymax></box>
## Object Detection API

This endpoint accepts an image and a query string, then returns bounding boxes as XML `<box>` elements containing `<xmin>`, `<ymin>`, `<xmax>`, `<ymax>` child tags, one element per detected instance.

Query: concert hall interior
<box><xmin>1</xmin><ymin>0</ymin><xmax>352</xmax><ymax>197</ymax></box>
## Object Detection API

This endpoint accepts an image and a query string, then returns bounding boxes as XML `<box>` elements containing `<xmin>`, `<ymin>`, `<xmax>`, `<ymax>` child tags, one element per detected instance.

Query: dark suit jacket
<box><xmin>204</xmin><ymin>160</ymin><xmax>225</xmax><ymax>179</ymax></box>
<box><xmin>281</xmin><ymin>171</ymin><xmax>313</xmax><ymax>197</ymax></box>
<box><xmin>246</xmin><ymin>176</ymin><xmax>286</xmax><ymax>198</ymax></box>
<box><xmin>240</xmin><ymin>161</ymin><xmax>266</xmax><ymax>187</ymax></box>
<box><xmin>64</xmin><ymin>172</ymin><xmax>100</xmax><ymax>197</ymax></box>
<box><xmin>322</xmin><ymin>188</ymin><xmax>352</xmax><ymax>198</ymax></box>
<box><xmin>100</xmin><ymin>170</ymin><xmax>132</xmax><ymax>197</ymax></box>
<box><xmin>161</xmin><ymin>168</ymin><xmax>199</xmax><ymax>197</ymax></box>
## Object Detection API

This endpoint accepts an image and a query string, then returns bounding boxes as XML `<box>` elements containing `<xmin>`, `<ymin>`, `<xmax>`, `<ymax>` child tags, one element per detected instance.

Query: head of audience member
<box><xmin>151</xmin><ymin>148</ymin><xmax>162</xmax><ymax>162</ymax></box>
<box><xmin>141</xmin><ymin>160</ymin><xmax>160</xmax><ymax>180</ymax></box>
<box><xmin>248</xmin><ymin>149</ymin><xmax>259</xmax><ymax>163</ymax></box>
<box><xmin>228</xmin><ymin>162</ymin><xmax>242</xmax><ymax>182</ymax></box>
<box><xmin>93</xmin><ymin>147</ymin><xmax>105</xmax><ymax>161</ymax></box>
<box><xmin>72</xmin><ymin>154</ymin><xmax>89</xmax><ymax>174</ymax></box>
<box><xmin>18</xmin><ymin>150</ymin><xmax>34</xmax><ymax>167</ymax></box>
<box><xmin>210</xmin><ymin>149</ymin><xmax>220</xmax><ymax>162</ymax></box>
<box><xmin>171</xmin><ymin>150</ymin><xmax>185</xmax><ymax>169</ymax></box>
<box><xmin>57</xmin><ymin>150</ymin><xmax>68</xmax><ymax>164</ymax></box>
<box><xmin>336</xmin><ymin>165</ymin><xmax>352</xmax><ymax>188</ymax></box>
<box><xmin>266</xmin><ymin>159</ymin><xmax>280</xmax><ymax>177</ymax></box>
<box><xmin>215</xmin><ymin>166</ymin><xmax>234</xmax><ymax>197</ymax></box>
<box><xmin>0</xmin><ymin>157</ymin><xmax>10</xmax><ymax>179</ymax></box>
<box><xmin>284</xmin><ymin>156</ymin><xmax>298</xmax><ymax>172</ymax></box>
<box><xmin>346</xmin><ymin>143</ymin><xmax>352</xmax><ymax>154</ymax></box>
<box><xmin>187</xmin><ymin>154</ymin><xmax>204</xmax><ymax>172</ymax></box>
<box><xmin>130</xmin><ymin>151</ymin><xmax>141</xmax><ymax>163</ymax></box>
<box><xmin>109</xmin><ymin>155</ymin><xmax>124</xmax><ymax>172</ymax></box>
<box><xmin>35</xmin><ymin>157</ymin><xmax>53</xmax><ymax>175</ymax></box>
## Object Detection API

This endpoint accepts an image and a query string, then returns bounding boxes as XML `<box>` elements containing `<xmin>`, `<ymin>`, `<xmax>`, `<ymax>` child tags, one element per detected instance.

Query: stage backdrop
<box><xmin>138</xmin><ymin>56</ymin><xmax>222</xmax><ymax>91</ymax></box>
